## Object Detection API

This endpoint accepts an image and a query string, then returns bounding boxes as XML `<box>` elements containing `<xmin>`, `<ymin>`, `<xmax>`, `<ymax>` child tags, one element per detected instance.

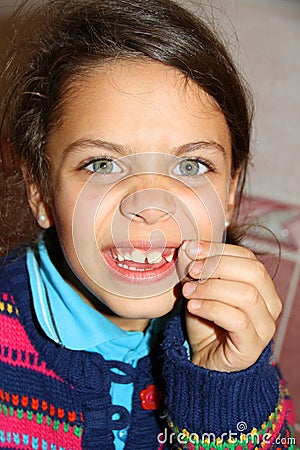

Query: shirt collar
<box><xmin>26</xmin><ymin>240</ymin><xmax>157</xmax><ymax>350</ymax></box>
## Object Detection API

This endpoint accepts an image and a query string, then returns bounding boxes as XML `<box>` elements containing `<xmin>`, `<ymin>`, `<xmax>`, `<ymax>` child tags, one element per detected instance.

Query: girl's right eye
<box><xmin>84</xmin><ymin>158</ymin><xmax>122</xmax><ymax>175</ymax></box>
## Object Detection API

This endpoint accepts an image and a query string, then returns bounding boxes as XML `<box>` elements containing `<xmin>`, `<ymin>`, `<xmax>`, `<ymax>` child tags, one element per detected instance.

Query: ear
<box><xmin>28</xmin><ymin>184</ymin><xmax>54</xmax><ymax>229</ymax></box>
<box><xmin>226</xmin><ymin>170</ymin><xmax>241</xmax><ymax>225</ymax></box>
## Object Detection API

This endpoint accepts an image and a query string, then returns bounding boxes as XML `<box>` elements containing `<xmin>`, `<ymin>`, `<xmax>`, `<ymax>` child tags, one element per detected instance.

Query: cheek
<box><xmin>176</xmin><ymin>178</ymin><xmax>228</xmax><ymax>243</ymax></box>
<box><xmin>52</xmin><ymin>181</ymin><xmax>115</xmax><ymax>228</ymax></box>
<box><xmin>63</xmin><ymin>183</ymin><xmax>123</xmax><ymax>255</ymax></box>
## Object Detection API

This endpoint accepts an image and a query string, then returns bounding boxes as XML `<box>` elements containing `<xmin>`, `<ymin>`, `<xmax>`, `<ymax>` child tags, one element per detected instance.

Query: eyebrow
<box><xmin>62</xmin><ymin>138</ymin><xmax>131</xmax><ymax>160</ymax></box>
<box><xmin>174</xmin><ymin>141</ymin><xmax>226</xmax><ymax>158</ymax></box>
<box><xmin>62</xmin><ymin>138</ymin><xmax>226</xmax><ymax>160</ymax></box>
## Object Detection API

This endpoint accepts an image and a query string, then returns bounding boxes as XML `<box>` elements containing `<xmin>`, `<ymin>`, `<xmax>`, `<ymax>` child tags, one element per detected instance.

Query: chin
<box><xmin>102</xmin><ymin>290</ymin><xmax>180</xmax><ymax>320</ymax></box>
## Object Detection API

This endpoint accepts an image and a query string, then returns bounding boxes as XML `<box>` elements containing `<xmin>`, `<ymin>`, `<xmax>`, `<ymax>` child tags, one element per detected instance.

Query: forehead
<box><xmin>48</xmin><ymin>60</ymin><xmax>231</xmax><ymax>156</ymax></box>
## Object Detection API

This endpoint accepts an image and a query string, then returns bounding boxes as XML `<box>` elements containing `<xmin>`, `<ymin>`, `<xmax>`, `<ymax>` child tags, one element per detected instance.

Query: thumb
<box><xmin>176</xmin><ymin>241</ymin><xmax>199</xmax><ymax>283</ymax></box>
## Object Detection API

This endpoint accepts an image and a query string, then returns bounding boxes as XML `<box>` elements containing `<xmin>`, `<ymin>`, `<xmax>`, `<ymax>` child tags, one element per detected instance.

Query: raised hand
<box><xmin>179</xmin><ymin>240</ymin><xmax>282</xmax><ymax>372</ymax></box>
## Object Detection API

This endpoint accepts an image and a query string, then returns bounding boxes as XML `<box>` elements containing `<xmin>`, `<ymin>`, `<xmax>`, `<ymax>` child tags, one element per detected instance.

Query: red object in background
<box><xmin>241</xmin><ymin>196</ymin><xmax>300</xmax><ymax>445</ymax></box>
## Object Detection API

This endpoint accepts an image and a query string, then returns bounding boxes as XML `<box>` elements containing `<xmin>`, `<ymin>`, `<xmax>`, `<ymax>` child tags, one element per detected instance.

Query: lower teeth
<box><xmin>117</xmin><ymin>263</ymin><xmax>153</xmax><ymax>272</ymax></box>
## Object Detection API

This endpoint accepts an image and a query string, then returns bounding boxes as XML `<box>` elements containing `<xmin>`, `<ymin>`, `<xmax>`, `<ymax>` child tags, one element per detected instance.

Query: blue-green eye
<box><xmin>173</xmin><ymin>159</ymin><xmax>208</xmax><ymax>176</ymax></box>
<box><xmin>85</xmin><ymin>159</ymin><xmax>121</xmax><ymax>174</ymax></box>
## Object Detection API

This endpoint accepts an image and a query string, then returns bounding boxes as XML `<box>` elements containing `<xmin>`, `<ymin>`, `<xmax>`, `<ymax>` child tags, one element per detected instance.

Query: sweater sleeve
<box><xmin>161</xmin><ymin>314</ymin><xmax>297</xmax><ymax>449</ymax></box>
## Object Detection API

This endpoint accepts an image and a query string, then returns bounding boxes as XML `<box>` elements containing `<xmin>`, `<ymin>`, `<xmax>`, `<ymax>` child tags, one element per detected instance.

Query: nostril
<box><xmin>127</xmin><ymin>208</ymin><xmax>172</xmax><ymax>225</ymax></box>
<box><xmin>128</xmin><ymin>212</ymin><xmax>144</xmax><ymax>222</ymax></box>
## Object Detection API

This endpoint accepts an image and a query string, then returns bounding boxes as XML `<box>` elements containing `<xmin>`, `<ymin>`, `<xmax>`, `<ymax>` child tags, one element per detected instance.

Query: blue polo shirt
<box><xmin>26</xmin><ymin>241</ymin><xmax>164</xmax><ymax>449</ymax></box>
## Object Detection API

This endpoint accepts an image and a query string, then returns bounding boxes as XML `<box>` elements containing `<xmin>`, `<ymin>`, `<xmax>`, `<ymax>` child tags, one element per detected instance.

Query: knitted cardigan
<box><xmin>0</xmin><ymin>254</ymin><xmax>296</xmax><ymax>449</ymax></box>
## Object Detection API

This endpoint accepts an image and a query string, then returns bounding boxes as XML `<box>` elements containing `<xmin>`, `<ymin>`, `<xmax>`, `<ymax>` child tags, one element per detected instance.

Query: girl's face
<box><xmin>31</xmin><ymin>60</ymin><xmax>238</xmax><ymax>325</ymax></box>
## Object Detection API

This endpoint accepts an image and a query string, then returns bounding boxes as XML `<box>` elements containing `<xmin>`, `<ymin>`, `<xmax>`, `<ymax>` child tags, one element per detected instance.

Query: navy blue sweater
<box><xmin>0</xmin><ymin>254</ymin><xmax>295</xmax><ymax>449</ymax></box>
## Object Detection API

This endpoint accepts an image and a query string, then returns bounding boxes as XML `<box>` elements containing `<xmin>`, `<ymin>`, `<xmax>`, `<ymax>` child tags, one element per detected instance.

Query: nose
<box><xmin>120</xmin><ymin>188</ymin><xmax>177</xmax><ymax>225</ymax></box>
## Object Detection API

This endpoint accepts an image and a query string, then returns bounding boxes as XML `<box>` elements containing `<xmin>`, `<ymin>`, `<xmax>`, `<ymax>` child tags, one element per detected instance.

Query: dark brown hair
<box><xmin>0</xmin><ymin>0</ymin><xmax>253</xmax><ymax>256</ymax></box>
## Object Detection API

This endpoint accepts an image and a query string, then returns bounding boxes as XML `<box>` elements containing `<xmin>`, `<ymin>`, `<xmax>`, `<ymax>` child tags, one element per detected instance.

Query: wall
<box><xmin>181</xmin><ymin>0</ymin><xmax>300</xmax><ymax>441</ymax></box>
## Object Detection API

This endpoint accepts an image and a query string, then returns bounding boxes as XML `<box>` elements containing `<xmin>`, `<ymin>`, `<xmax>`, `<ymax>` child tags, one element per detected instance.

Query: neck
<box><xmin>44</xmin><ymin>229</ymin><xmax>151</xmax><ymax>332</ymax></box>
<box><xmin>98</xmin><ymin>313</ymin><xmax>150</xmax><ymax>332</ymax></box>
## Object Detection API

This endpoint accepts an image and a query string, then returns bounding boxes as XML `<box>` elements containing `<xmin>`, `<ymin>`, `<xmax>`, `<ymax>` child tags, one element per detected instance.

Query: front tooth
<box><xmin>165</xmin><ymin>254</ymin><xmax>173</xmax><ymax>263</ymax></box>
<box><xmin>123</xmin><ymin>252</ymin><xmax>132</xmax><ymax>261</ymax></box>
<box><xmin>147</xmin><ymin>251</ymin><xmax>163</xmax><ymax>264</ymax></box>
<box><xmin>117</xmin><ymin>251</ymin><xmax>125</xmax><ymax>262</ymax></box>
<box><xmin>131</xmin><ymin>249</ymin><xmax>147</xmax><ymax>263</ymax></box>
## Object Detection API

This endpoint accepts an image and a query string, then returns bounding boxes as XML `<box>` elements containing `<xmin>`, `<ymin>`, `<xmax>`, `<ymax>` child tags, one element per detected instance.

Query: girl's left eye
<box><xmin>173</xmin><ymin>159</ymin><xmax>209</xmax><ymax>177</ymax></box>
<box><xmin>85</xmin><ymin>159</ymin><xmax>121</xmax><ymax>174</ymax></box>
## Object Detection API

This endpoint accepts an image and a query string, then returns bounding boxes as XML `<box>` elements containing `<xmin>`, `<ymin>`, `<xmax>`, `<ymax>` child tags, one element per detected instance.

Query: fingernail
<box><xmin>183</xmin><ymin>282</ymin><xmax>196</xmax><ymax>296</ymax></box>
<box><xmin>181</xmin><ymin>241</ymin><xmax>188</xmax><ymax>251</ymax></box>
<box><xmin>188</xmin><ymin>300</ymin><xmax>202</xmax><ymax>310</ymax></box>
<box><xmin>187</xmin><ymin>241</ymin><xmax>202</xmax><ymax>258</ymax></box>
<box><xmin>191</xmin><ymin>261</ymin><xmax>203</xmax><ymax>274</ymax></box>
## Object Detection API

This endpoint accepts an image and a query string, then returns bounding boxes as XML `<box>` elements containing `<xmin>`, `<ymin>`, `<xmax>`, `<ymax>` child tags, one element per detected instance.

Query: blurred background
<box><xmin>186</xmin><ymin>0</ymin><xmax>300</xmax><ymax>442</ymax></box>
<box><xmin>1</xmin><ymin>0</ymin><xmax>300</xmax><ymax>443</ymax></box>
<box><xmin>183</xmin><ymin>0</ymin><xmax>300</xmax><ymax>441</ymax></box>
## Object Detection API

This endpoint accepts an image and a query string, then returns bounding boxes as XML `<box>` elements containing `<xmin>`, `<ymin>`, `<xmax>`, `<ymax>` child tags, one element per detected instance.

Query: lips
<box><xmin>102</xmin><ymin>241</ymin><xmax>179</xmax><ymax>283</ymax></box>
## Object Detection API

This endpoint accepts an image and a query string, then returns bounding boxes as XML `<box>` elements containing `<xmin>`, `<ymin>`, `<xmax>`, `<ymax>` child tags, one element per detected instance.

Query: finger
<box><xmin>188</xmin><ymin>255</ymin><xmax>282</xmax><ymax>321</ymax></box>
<box><xmin>176</xmin><ymin>240</ymin><xmax>251</xmax><ymax>283</ymax></box>
<box><xmin>187</xmin><ymin>298</ymin><xmax>265</xmax><ymax>359</ymax></box>
<box><xmin>181</xmin><ymin>240</ymin><xmax>257</xmax><ymax>285</ymax></box>
<box><xmin>183</xmin><ymin>278</ymin><xmax>276</xmax><ymax>343</ymax></box>
<box><xmin>176</xmin><ymin>241</ymin><xmax>197</xmax><ymax>282</ymax></box>
<box><xmin>185</xmin><ymin>240</ymin><xmax>256</xmax><ymax>261</ymax></box>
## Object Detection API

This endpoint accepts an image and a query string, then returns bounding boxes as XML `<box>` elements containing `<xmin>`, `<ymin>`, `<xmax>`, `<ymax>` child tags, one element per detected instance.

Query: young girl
<box><xmin>0</xmin><ymin>0</ymin><xmax>296</xmax><ymax>448</ymax></box>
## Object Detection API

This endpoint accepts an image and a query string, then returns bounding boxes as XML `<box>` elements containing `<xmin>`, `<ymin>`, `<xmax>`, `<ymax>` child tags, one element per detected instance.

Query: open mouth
<box><xmin>102</xmin><ymin>243</ymin><xmax>179</xmax><ymax>283</ymax></box>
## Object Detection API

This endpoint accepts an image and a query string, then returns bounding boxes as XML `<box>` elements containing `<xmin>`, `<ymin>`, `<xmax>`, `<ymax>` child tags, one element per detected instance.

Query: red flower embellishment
<box><xmin>140</xmin><ymin>384</ymin><xmax>162</xmax><ymax>411</ymax></box>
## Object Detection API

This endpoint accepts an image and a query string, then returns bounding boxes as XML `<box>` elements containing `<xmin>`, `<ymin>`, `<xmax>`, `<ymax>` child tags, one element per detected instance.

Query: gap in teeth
<box><xmin>112</xmin><ymin>247</ymin><xmax>175</xmax><ymax>264</ymax></box>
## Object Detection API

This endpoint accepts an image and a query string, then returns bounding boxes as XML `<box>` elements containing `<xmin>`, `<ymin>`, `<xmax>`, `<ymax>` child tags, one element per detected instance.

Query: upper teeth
<box><xmin>147</xmin><ymin>251</ymin><xmax>163</xmax><ymax>264</ymax></box>
<box><xmin>112</xmin><ymin>248</ymin><xmax>174</xmax><ymax>264</ymax></box>
<box><xmin>165</xmin><ymin>254</ymin><xmax>173</xmax><ymax>263</ymax></box>
<box><xmin>132</xmin><ymin>249</ymin><xmax>149</xmax><ymax>263</ymax></box>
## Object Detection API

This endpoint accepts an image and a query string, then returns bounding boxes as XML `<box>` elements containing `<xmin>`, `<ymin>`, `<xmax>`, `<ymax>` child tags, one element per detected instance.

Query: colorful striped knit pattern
<box><xmin>0</xmin><ymin>291</ymin><xmax>84</xmax><ymax>449</ymax></box>
<box><xmin>0</xmin><ymin>256</ymin><xmax>165</xmax><ymax>449</ymax></box>
<box><xmin>161</xmin><ymin>315</ymin><xmax>298</xmax><ymax>450</ymax></box>
<box><xmin>0</xmin><ymin>254</ymin><xmax>298</xmax><ymax>449</ymax></box>
<box><xmin>166</xmin><ymin>391</ymin><xmax>296</xmax><ymax>449</ymax></box>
